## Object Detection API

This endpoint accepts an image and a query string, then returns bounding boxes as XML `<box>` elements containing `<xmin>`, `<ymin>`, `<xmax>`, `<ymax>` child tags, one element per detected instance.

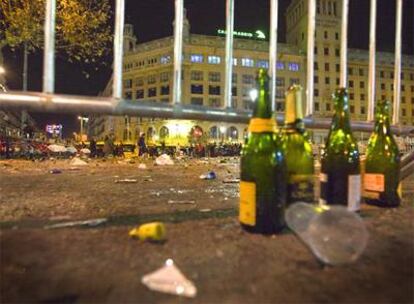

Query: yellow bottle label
<box><xmin>248</xmin><ymin>118</ymin><xmax>276</xmax><ymax>133</ymax></box>
<box><xmin>239</xmin><ymin>181</ymin><xmax>256</xmax><ymax>226</ymax></box>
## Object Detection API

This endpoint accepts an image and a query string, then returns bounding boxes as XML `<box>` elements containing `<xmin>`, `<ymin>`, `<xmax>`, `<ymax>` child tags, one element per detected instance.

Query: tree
<box><xmin>0</xmin><ymin>0</ymin><xmax>112</xmax><ymax>89</ymax></box>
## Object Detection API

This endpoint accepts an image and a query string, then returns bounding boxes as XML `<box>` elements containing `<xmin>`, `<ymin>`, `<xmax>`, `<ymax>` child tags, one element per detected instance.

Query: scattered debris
<box><xmin>129</xmin><ymin>222</ymin><xmax>166</xmax><ymax>242</ymax></box>
<box><xmin>80</xmin><ymin>148</ymin><xmax>91</xmax><ymax>154</ymax></box>
<box><xmin>142</xmin><ymin>259</ymin><xmax>197</xmax><ymax>298</ymax></box>
<box><xmin>223</xmin><ymin>178</ymin><xmax>240</xmax><ymax>183</ymax></box>
<box><xmin>168</xmin><ymin>200</ymin><xmax>196</xmax><ymax>205</ymax></box>
<box><xmin>115</xmin><ymin>179</ymin><xmax>138</xmax><ymax>183</ymax></box>
<box><xmin>138</xmin><ymin>163</ymin><xmax>147</xmax><ymax>169</ymax></box>
<box><xmin>49</xmin><ymin>169</ymin><xmax>62</xmax><ymax>174</ymax></box>
<box><xmin>70</xmin><ymin>158</ymin><xmax>88</xmax><ymax>166</ymax></box>
<box><xmin>199</xmin><ymin>171</ymin><xmax>216</xmax><ymax>180</ymax></box>
<box><xmin>44</xmin><ymin>218</ymin><xmax>107</xmax><ymax>229</ymax></box>
<box><xmin>48</xmin><ymin>144</ymin><xmax>67</xmax><ymax>153</ymax></box>
<box><xmin>155</xmin><ymin>154</ymin><xmax>174</xmax><ymax>166</ymax></box>
<box><xmin>199</xmin><ymin>209</ymin><xmax>212</xmax><ymax>213</ymax></box>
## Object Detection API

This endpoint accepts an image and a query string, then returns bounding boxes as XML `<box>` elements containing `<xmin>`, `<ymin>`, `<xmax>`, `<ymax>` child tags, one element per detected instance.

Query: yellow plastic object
<box><xmin>129</xmin><ymin>222</ymin><xmax>166</xmax><ymax>241</ymax></box>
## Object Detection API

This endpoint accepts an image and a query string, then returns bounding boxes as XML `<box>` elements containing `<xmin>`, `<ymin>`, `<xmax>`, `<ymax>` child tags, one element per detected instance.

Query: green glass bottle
<box><xmin>283</xmin><ymin>85</ymin><xmax>314</xmax><ymax>205</ymax></box>
<box><xmin>364</xmin><ymin>100</ymin><xmax>400</xmax><ymax>207</ymax></box>
<box><xmin>239</xmin><ymin>69</ymin><xmax>287</xmax><ymax>234</ymax></box>
<box><xmin>320</xmin><ymin>88</ymin><xmax>361</xmax><ymax>211</ymax></box>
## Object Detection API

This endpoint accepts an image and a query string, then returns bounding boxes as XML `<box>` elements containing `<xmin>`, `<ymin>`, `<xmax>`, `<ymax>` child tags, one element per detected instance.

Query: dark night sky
<box><xmin>2</xmin><ymin>0</ymin><xmax>413</xmax><ymax>136</ymax></box>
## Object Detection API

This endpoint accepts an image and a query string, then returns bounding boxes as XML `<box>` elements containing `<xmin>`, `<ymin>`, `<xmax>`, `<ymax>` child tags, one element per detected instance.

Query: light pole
<box><xmin>78</xmin><ymin>116</ymin><xmax>89</xmax><ymax>142</ymax></box>
<box><xmin>220</xmin><ymin>126</ymin><xmax>226</xmax><ymax>143</ymax></box>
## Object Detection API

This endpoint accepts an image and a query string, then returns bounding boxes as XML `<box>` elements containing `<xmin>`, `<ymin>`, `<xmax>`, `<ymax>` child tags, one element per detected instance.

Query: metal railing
<box><xmin>0</xmin><ymin>0</ymin><xmax>412</xmax><ymax>135</ymax></box>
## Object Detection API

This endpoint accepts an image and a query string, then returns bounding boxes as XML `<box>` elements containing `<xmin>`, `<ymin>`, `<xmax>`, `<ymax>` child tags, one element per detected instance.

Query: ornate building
<box><xmin>89</xmin><ymin>1</ymin><xmax>414</xmax><ymax>146</ymax></box>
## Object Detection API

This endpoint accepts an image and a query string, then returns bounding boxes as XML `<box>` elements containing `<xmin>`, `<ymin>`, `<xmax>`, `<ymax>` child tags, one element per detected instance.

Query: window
<box><xmin>391</xmin><ymin>84</ymin><xmax>394</xmax><ymax>91</ymax></box>
<box><xmin>191</xmin><ymin>54</ymin><xmax>203</xmax><ymax>63</ymax></box>
<box><xmin>233</xmin><ymin>58</ymin><xmax>238</xmax><ymax>66</ymax></box>
<box><xmin>276</xmin><ymin>77</ymin><xmax>285</xmax><ymax>86</ymax></box>
<box><xmin>124</xmin><ymin>79</ymin><xmax>132</xmax><ymax>89</ymax></box>
<box><xmin>148</xmin><ymin>75</ymin><xmax>157</xmax><ymax>84</ymax></box>
<box><xmin>277</xmin><ymin>62</ymin><xmax>285</xmax><ymax>70</ymax></box>
<box><xmin>290</xmin><ymin>78</ymin><xmax>300</xmax><ymax>85</ymax></box>
<box><xmin>324</xmin><ymin>31</ymin><xmax>328</xmax><ymax>39</ymax></box>
<box><xmin>324</xmin><ymin>47</ymin><xmax>329</xmax><ymax>55</ymax></box>
<box><xmin>288</xmin><ymin>62</ymin><xmax>300</xmax><ymax>71</ymax></box>
<box><xmin>209</xmin><ymin>85</ymin><xmax>221</xmax><ymax>95</ymax></box>
<box><xmin>135</xmin><ymin>77</ymin><xmax>144</xmax><ymax>86</ymax></box>
<box><xmin>314</xmin><ymin>76</ymin><xmax>319</xmax><ymax>84</ymax></box>
<box><xmin>160</xmin><ymin>72</ymin><xmax>169</xmax><ymax>82</ymax></box>
<box><xmin>361</xmin><ymin>106</ymin><xmax>365</xmax><ymax>114</ymax></box>
<box><xmin>401</xmin><ymin>85</ymin><xmax>405</xmax><ymax>91</ymax></box>
<box><xmin>336</xmin><ymin>78</ymin><xmax>340</xmax><ymax>85</ymax></box>
<box><xmin>326</xmin><ymin>103</ymin><xmax>331</xmax><ymax>111</ymax></box>
<box><xmin>401</xmin><ymin>97</ymin><xmax>405</xmax><ymax>103</ymax></box>
<box><xmin>160</xmin><ymin>86</ymin><xmax>170</xmax><ymax>95</ymax></box>
<box><xmin>276</xmin><ymin>102</ymin><xmax>284</xmax><ymax>111</ymax></box>
<box><xmin>209</xmin><ymin>98</ymin><xmax>220</xmax><ymax>107</ymax></box>
<box><xmin>242</xmin><ymin>74</ymin><xmax>254</xmax><ymax>84</ymax></box>
<box><xmin>325</xmin><ymin>63</ymin><xmax>330</xmax><ymax>71</ymax></box>
<box><xmin>335</xmin><ymin>48</ymin><xmax>340</xmax><ymax>57</ymax></box>
<box><xmin>191</xmin><ymin>70</ymin><xmax>203</xmax><ymax>81</ymax></box>
<box><xmin>232</xmin><ymin>87</ymin><xmax>237</xmax><ymax>96</ymax></box>
<box><xmin>390</xmin><ymin>72</ymin><xmax>393</xmax><ymax>79</ymax></box>
<box><xmin>350</xmin><ymin>105</ymin><xmax>355</xmax><ymax>113</ymax></box>
<box><xmin>314</xmin><ymin>62</ymin><xmax>318</xmax><ymax>70</ymax></box>
<box><xmin>402</xmin><ymin>109</ymin><xmax>406</xmax><ymax>116</ymax></box>
<box><xmin>208</xmin><ymin>55</ymin><xmax>221</xmax><ymax>64</ymax></box>
<box><xmin>191</xmin><ymin>97</ymin><xmax>204</xmax><ymax>105</ymax></box>
<box><xmin>232</xmin><ymin>73</ymin><xmax>237</xmax><ymax>83</ymax></box>
<box><xmin>325</xmin><ymin>77</ymin><xmax>330</xmax><ymax>84</ymax></box>
<box><xmin>314</xmin><ymin>47</ymin><xmax>318</xmax><ymax>54</ymax></box>
<box><xmin>349</xmin><ymin>80</ymin><xmax>354</xmax><ymax>88</ymax></box>
<box><xmin>381</xmin><ymin>83</ymin><xmax>385</xmax><ymax>90</ymax></box>
<box><xmin>124</xmin><ymin>91</ymin><xmax>132</xmax><ymax>99</ymax></box>
<box><xmin>359</xmin><ymin>69</ymin><xmax>364</xmax><ymax>76</ymax></box>
<box><xmin>241</xmin><ymin>58</ymin><xmax>254</xmax><ymax>67</ymax></box>
<box><xmin>335</xmin><ymin>64</ymin><xmax>340</xmax><ymax>72</ymax></box>
<box><xmin>411</xmin><ymin>85</ymin><xmax>414</xmax><ymax>93</ymax></box>
<box><xmin>276</xmin><ymin>89</ymin><xmax>284</xmax><ymax>98</ymax></box>
<box><xmin>209</xmin><ymin>72</ymin><xmax>221</xmax><ymax>82</ymax></box>
<box><xmin>380</xmin><ymin>71</ymin><xmax>384</xmax><ymax>78</ymax></box>
<box><xmin>335</xmin><ymin>32</ymin><xmax>339</xmax><ymax>40</ymax></box>
<box><xmin>360</xmin><ymin>94</ymin><xmax>365</xmax><ymax>101</ymax></box>
<box><xmin>191</xmin><ymin>84</ymin><xmax>203</xmax><ymax>94</ymax></box>
<box><xmin>257</xmin><ymin>60</ymin><xmax>269</xmax><ymax>68</ymax></box>
<box><xmin>160</xmin><ymin>55</ymin><xmax>171</xmax><ymax>64</ymax></box>
<box><xmin>148</xmin><ymin>87</ymin><xmax>157</xmax><ymax>97</ymax></box>
<box><xmin>412</xmin><ymin>97</ymin><xmax>414</xmax><ymax>104</ymax></box>
<box><xmin>314</xmin><ymin>89</ymin><xmax>319</xmax><ymax>97</ymax></box>
<box><xmin>350</xmin><ymin>93</ymin><xmax>354</xmax><ymax>100</ymax></box>
<box><xmin>315</xmin><ymin>102</ymin><xmax>320</xmax><ymax>111</ymax></box>
<box><xmin>136</xmin><ymin>89</ymin><xmax>144</xmax><ymax>99</ymax></box>
<box><xmin>410</xmin><ymin>73</ymin><xmax>414</xmax><ymax>81</ymax></box>
<box><xmin>360</xmin><ymin>81</ymin><xmax>365</xmax><ymax>89</ymax></box>
<box><xmin>348</xmin><ymin>68</ymin><xmax>353</xmax><ymax>75</ymax></box>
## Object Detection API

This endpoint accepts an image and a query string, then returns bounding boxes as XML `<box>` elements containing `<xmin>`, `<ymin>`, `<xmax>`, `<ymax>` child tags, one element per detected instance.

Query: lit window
<box><xmin>160</xmin><ymin>55</ymin><xmax>171</xmax><ymax>64</ymax></box>
<box><xmin>191</xmin><ymin>84</ymin><xmax>203</xmax><ymax>94</ymax></box>
<box><xmin>233</xmin><ymin>58</ymin><xmax>238</xmax><ymax>66</ymax></box>
<box><xmin>191</xmin><ymin>54</ymin><xmax>203</xmax><ymax>63</ymax></box>
<box><xmin>277</xmin><ymin>62</ymin><xmax>285</xmax><ymax>70</ymax></box>
<box><xmin>208</xmin><ymin>56</ymin><xmax>221</xmax><ymax>64</ymax></box>
<box><xmin>241</xmin><ymin>58</ymin><xmax>254</xmax><ymax>67</ymax></box>
<box><xmin>288</xmin><ymin>63</ymin><xmax>300</xmax><ymax>71</ymax></box>
<box><xmin>257</xmin><ymin>60</ymin><xmax>269</xmax><ymax>69</ymax></box>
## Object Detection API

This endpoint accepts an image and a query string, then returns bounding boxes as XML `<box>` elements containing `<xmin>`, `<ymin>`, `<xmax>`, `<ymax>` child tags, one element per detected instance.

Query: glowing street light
<box><xmin>0</xmin><ymin>66</ymin><xmax>5</xmax><ymax>74</ymax></box>
<box><xmin>249</xmin><ymin>88</ymin><xmax>258</xmax><ymax>101</ymax></box>
<box><xmin>78</xmin><ymin>116</ymin><xmax>89</xmax><ymax>142</ymax></box>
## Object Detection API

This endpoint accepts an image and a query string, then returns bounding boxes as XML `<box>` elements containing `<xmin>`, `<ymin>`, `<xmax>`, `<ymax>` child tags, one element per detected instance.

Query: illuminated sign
<box><xmin>45</xmin><ymin>124</ymin><xmax>63</xmax><ymax>135</ymax></box>
<box><xmin>217</xmin><ymin>29</ymin><xmax>266</xmax><ymax>40</ymax></box>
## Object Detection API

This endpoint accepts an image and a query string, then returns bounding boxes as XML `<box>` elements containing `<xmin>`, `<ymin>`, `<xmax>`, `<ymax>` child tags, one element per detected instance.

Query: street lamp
<box><xmin>78</xmin><ymin>116</ymin><xmax>89</xmax><ymax>142</ymax></box>
<box><xmin>220</xmin><ymin>126</ymin><xmax>226</xmax><ymax>143</ymax></box>
<box><xmin>0</xmin><ymin>66</ymin><xmax>5</xmax><ymax>74</ymax></box>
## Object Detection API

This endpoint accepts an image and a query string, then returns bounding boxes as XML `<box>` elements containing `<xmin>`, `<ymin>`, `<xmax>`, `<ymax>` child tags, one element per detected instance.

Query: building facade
<box><xmin>89</xmin><ymin>0</ymin><xmax>414</xmax><ymax>146</ymax></box>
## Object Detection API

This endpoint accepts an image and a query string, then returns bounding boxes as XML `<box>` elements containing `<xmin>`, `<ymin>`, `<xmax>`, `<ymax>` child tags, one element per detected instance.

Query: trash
<box><xmin>49</xmin><ymin>169</ymin><xmax>62</xmax><ymax>174</ymax></box>
<box><xmin>47</xmin><ymin>144</ymin><xmax>67</xmax><ymax>153</ymax></box>
<box><xmin>223</xmin><ymin>178</ymin><xmax>240</xmax><ymax>183</ymax></box>
<box><xmin>199</xmin><ymin>208</ymin><xmax>212</xmax><ymax>212</ymax></box>
<box><xmin>138</xmin><ymin>163</ymin><xmax>147</xmax><ymax>169</ymax></box>
<box><xmin>70</xmin><ymin>158</ymin><xmax>88</xmax><ymax>166</ymax></box>
<box><xmin>65</xmin><ymin>146</ymin><xmax>78</xmax><ymax>154</ymax></box>
<box><xmin>49</xmin><ymin>215</ymin><xmax>71</xmax><ymax>221</ymax></box>
<box><xmin>129</xmin><ymin>222</ymin><xmax>166</xmax><ymax>241</ymax></box>
<box><xmin>155</xmin><ymin>154</ymin><xmax>174</xmax><ymax>166</ymax></box>
<box><xmin>44</xmin><ymin>218</ymin><xmax>107</xmax><ymax>229</ymax></box>
<box><xmin>80</xmin><ymin>148</ymin><xmax>91</xmax><ymax>154</ymax></box>
<box><xmin>285</xmin><ymin>202</ymin><xmax>369</xmax><ymax>266</ymax></box>
<box><xmin>168</xmin><ymin>200</ymin><xmax>196</xmax><ymax>205</ymax></box>
<box><xmin>68</xmin><ymin>167</ymin><xmax>81</xmax><ymax>171</ymax></box>
<box><xmin>142</xmin><ymin>259</ymin><xmax>197</xmax><ymax>298</ymax></box>
<box><xmin>115</xmin><ymin>179</ymin><xmax>138</xmax><ymax>183</ymax></box>
<box><xmin>199</xmin><ymin>171</ymin><xmax>216</xmax><ymax>180</ymax></box>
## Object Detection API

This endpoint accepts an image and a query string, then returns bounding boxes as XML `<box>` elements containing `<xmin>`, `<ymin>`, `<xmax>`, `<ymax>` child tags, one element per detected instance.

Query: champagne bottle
<box><xmin>320</xmin><ymin>88</ymin><xmax>361</xmax><ymax>211</ymax></box>
<box><xmin>283</xmin><ymin>85</ymin><xmax>315</xmax><ymax>205</ymax></box>
<box><xmin>364</xmin><ymin>100</ymin><xmax>400</xmax><ymax>207</ymax></box>
<box><xmin>239</xmin><ymin>69</ymin><xmax>287</xmax><ymax>234</ymax></box>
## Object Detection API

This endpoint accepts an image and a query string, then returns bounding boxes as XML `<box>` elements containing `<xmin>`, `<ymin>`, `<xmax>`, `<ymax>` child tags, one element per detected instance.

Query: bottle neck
<box><xmin>374</xmin><ymin>111</ymin><xmax>392</xmax><ymax>136</ymax></box>
<box><xmin>285</xmin><ymin>85</ymin><xmax>304</xmax><ymax>130</ymax></box>
<box><xmin>253</xmin><ymin>71</ymin><xmax>272</xmax><ymax>119</ymax></box>
<box><xmin>331</xmin><ymin>89</ymin><xmax>352</xmax><ymax>133</ymax></box>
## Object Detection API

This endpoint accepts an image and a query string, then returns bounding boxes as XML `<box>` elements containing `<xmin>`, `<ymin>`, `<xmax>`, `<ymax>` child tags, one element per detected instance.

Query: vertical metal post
<box><xmin>367</xmin><ymin>0</ymin><xmax>377</xmax><ymax>121</ymax></box>
<box><xmin>43</xmin><ymin>0</ymin><xmax>56</xmax><ymax>93</ymax></box>
<box><xmin>269</xmin><ymin>0</ymin><xmax>278</xmax><ymax>113</ymax></box>
<box><xmin>173</xmin><ymin>0</ymin><xmax>184</xmax><ymax>105</ymax></box>
<box><xmin>340</xmin><ymin>0</ymin><xmax>349</xmax><ymax>88</ymax></box>
<box><xmin>392</xmin><ymin>0</ymin><xmax>402</xmax><ymax>125</ymax></box>
<box><xmin>306</xmin><ymin>0</ymin><xmax>316</xmax><ymax>116</ymax></box>
<box><xmin>113</xmin><ymin>0</ymin><xmax>125</xmax><ymax>99</ymax></box>
<box><xmin>224</xmin><ymin>0</ymin><xmax>235</xmax><ymax>109</ymax></box>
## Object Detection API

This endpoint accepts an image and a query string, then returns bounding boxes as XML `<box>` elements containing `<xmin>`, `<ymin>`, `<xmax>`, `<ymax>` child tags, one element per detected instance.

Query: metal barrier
<box><xmin>0</xmin><ymin>0</ymin><xmax>412</xmax><ymax>136</ymax></box>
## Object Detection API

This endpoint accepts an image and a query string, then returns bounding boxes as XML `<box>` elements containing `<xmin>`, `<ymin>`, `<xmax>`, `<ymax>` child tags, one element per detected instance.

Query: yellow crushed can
<box><xmin>129</xmin><ymin>222</ymin><xmax>166</xmax><ymax>241</ymax></box>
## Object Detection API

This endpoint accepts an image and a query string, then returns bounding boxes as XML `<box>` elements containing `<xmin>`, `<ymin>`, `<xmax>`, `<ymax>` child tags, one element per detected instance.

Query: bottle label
<box><xmin>288</xmin><ymin>174</ymin><xmax>314</xmax><ymax>203</ymax></box>
<box><xmin>348</xmin><ymin>175</ymin><xmax>361</xmax><ymax>212</ymax></box>
<box><xmin>239</xmin><ymin>181</ymin><xmax>256</xmax><ymax>226</ymax></box>
<box><xmin>248</xmin><ymin>118</ymin><xmax>276</xmax><ymax>133</ymax></box>
<box><xmin>364</xmin><ymin>174</ymin><xmax>385</xmax><ymax>192</ymax></box>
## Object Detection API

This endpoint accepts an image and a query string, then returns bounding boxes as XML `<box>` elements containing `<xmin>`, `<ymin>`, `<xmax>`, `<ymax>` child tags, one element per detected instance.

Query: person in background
<box><xmin>90</xmin><ymin>138</ymin><xmax>97</xmax><ymax>158</ymax></box>
<box><xmin>103</xmin><ymin>135</ymin><xmax>112</xmax><ymax>157</ymax></box>
<box><xmin>138</xmin><ymin>133</ymin><xmax>147</xmax><ymax>157</ymax></box>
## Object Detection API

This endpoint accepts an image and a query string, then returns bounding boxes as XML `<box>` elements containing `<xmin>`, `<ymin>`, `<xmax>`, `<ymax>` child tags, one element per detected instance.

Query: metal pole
<box><xmin>113</xmin><ymin>0</ymin><xmax>125</xmax><ymax>99</ymax></box>
<box><xmin>80</xmin><ymin>119</ymin><xmax>83</xmax><ymax>141</ymax></box>
<box><xmin>269</xmin><ymin>0</ymin><xmax>278</xmax><ymax>113</ymax></box>
<box><xmin>306</xmin><ymin>0</ymin><xmax>316</xmax><ymax>116</ymax></box>
<box><xmin>224</xmin><ymin>0</ymin><xmax>235</xmax><ymax>109</ymax></box>
<box><xmin>392</xmin><ymin>0</ymin><xmax>402</xmax><ymax>125</ymax></box>
<box><xmin>340</xmin><ymin>0</ymin><xmax>349</xmax><ymax>88</ymax></box>
<box><xmin>43</xmin><ymin>0</ymin><xmax>56</xmax><ymax>93</ymax></box>
<box><xmin>367</xmin><ymin>0</ymin><xmax>377</xmax><ymax>121</ymax></box>
<box><xmin>173</xmin><ymin>0</ymin><xmax>184</xmax><ymax>105</ymax></box>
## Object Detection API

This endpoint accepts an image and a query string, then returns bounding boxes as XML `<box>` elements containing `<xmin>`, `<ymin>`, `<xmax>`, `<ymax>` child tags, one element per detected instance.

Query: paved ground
<box><xmin>0</xmin><ymin>157</ymin><xmax>413</xmax><ymax>303</ymax></box>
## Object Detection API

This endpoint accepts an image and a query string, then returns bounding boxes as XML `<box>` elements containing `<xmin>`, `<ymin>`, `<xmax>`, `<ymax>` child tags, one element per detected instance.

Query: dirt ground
<box><xmin>0</xmin><ymin>157</ymin><xmax>413</xmax><ymax>303</ymax></box>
